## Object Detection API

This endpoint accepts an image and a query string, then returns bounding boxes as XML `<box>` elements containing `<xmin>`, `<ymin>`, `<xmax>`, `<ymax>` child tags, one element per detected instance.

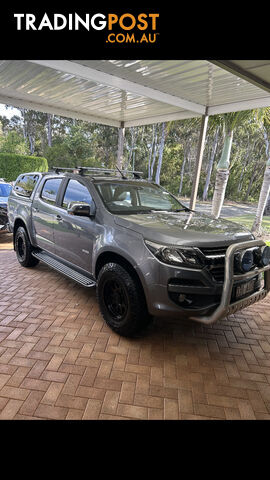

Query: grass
<box><xmin>225</xmin><ymin>215</ymin><xmax>270</xmax><ymax>245</ymax></box>
<box><xmin>225</xmin><ymin>215</ymin><xmax>270</xmax><ymax>233</ymax></box>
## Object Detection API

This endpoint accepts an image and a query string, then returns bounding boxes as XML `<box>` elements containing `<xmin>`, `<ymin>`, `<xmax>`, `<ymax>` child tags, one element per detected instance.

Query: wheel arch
<box><xmin>95</xmin><ymin>251</ymin><xmax>147</xmax><ymax>304</ymax></box>
<box><xmin>13</xmin><ymin>218</ymin><xmax>29</xmax><ymax>248</ymax></box>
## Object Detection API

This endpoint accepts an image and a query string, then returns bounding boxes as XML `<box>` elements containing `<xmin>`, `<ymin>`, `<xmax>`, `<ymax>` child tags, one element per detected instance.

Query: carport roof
<box><xmin>1</xmin><ymin>59</ymin><xmax>270</xmax><ymax>127</ymax></box>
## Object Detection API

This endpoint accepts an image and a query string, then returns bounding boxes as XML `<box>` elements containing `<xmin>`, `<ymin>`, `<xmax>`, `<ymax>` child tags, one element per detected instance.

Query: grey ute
<box><xmin>8</xmin><ymin>166</ymin><xmax>270</xmax><ymax>337</ymax></box>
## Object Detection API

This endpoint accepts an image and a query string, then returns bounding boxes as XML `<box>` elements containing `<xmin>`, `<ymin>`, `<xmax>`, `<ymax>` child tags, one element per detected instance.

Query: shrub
<box><xmin>0</xmin><ymin>153</ymin><xmax>48</xmax><ymax>182</ymax></box>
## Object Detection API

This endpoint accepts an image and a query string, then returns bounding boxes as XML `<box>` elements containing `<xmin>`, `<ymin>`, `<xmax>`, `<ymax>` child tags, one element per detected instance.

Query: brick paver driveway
<box><xmin>1</xmin><ymin>248</ymin><xmax>270</xmax><ymax>420</ymax></box>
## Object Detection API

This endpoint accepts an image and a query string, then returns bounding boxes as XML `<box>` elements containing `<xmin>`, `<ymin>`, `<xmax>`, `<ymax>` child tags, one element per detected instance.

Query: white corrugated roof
<box><xmin>0</xmin><ymin>59</ymin><xmax>270</xmax><ymax>126</ymax></box>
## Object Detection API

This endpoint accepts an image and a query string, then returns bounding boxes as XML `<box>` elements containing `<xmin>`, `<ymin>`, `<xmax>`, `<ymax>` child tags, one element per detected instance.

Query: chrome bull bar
<box><xmin>190</xmin><ymin>239</ymin><xmax>270</xmax><ymax>325</ymax></box>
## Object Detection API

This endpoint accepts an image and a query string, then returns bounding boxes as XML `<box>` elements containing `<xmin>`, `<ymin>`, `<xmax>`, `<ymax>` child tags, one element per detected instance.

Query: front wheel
<box><xmin>97</xmin><ymin>262</ymin><xmax>151</xmax><ymax>337</ymax></box>
<box><xmin>14</xmin><ymin>226</ymin><xmax>39</xmax><ymax>268</ymax></box>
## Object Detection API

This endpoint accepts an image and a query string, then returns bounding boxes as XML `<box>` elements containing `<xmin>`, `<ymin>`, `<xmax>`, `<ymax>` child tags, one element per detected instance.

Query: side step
<box><xmin>32</xmin><ymin>251</ymin><xmax>96</xmax><ymax>288</ymax></box>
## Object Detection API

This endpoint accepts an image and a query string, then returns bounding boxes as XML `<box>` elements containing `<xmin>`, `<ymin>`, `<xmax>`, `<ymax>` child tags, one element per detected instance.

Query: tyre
<box><xmin>14</xmin><ymin>226</ymin><xmax>39</xmax><ymax>268</ymax></box>
<box><xmin>97</xmin><ymin>262</ymin><xmax>151</xmax><ymax>337</ymax></box>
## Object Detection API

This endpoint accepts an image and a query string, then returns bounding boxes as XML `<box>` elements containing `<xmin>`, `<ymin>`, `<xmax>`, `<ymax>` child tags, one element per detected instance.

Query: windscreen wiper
<box><xmin>172</xmin><ymin>208</ymin><xmax>190</xmax><ymax>212</ymax></box>
<box><xmin>150</xmin><ymin>208</ymin><xmax>190</xmax><ymax>213</ymax></box>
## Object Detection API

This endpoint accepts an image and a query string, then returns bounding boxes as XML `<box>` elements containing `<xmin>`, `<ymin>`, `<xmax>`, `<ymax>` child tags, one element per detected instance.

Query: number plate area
<box><xmin>232</xmin><ymin>277</ymin><xmax>258</xmax><ymax>302</ymax></box>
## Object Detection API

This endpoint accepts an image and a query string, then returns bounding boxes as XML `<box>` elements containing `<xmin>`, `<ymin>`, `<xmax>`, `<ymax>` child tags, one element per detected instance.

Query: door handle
<box><xmin>56</xmin><ymin>214</ymin><xmax>63</xmax><ymax>222</ymax></box>
<box><xmin>33</xmin><ymin>207</ymin><xmax>39</xmax><ymax>213</ymax></box>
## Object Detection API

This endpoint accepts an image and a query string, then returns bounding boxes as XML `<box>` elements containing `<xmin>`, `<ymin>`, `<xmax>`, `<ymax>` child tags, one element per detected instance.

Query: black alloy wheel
<box><xmin>97</xmin><ymin>262</ymin><xmax>151</xmax><ymax>337</ymax></box>
<box><xmin>15</xmin><ymin>226</ymin><xmax>39</xmax><ymax>267</ymax></box>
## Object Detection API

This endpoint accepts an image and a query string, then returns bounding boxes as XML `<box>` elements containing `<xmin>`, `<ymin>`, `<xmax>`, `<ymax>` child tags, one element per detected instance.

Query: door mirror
<box><xmin>67</xmin><ymin>202</ymin><xmax>96</xmax><ymax>217</ymax></box>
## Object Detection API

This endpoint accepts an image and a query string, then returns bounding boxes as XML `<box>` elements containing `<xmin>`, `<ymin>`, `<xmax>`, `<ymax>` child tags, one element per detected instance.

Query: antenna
<box><xmin>115</xmin><ymin>165</ymin><xmax>127</xmax><ymax>179</ymax></box>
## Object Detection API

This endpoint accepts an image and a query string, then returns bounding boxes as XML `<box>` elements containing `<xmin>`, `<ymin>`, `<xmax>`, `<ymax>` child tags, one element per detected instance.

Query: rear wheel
<box><xmin>15</xmin><ymin>226</ymin><xmax>39</xmax><ymax>268</ymax></box>
<box><xmin>97</xmin><ymin>262</ymin><xmax>151</xmax><ymax>337</ymax></box>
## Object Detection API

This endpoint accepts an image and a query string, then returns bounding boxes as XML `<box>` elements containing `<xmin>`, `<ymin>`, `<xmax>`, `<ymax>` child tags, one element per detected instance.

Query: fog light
<box><xmin>178</xmin><ymin>294</ymin><xmax>193</xmax><ymax>306</ymax></box>
<box><xmin>178</xmin><ymin>294</ymin><xmax>186</xmax><ymax>303</ymax></box>
<box><xmin>261</xmin><ymin>246</ymin><xmax>270</xmax><ymax>266</ymax></box>
<box><xmin>235</xmin><ymin>249</ymin><xmax>254</xmax><ymax>273</ymax></box>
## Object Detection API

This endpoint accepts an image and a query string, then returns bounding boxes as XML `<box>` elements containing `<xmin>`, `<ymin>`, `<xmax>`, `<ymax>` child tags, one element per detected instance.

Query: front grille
<box><xmin>200</xmin><ymin>245</ymin><xmax>259</xmax><ymax>284</ymax></box>
<box><xmin>200</xmin><ymin>246</ymin><xmax>228</xmax><ymax>257</ymax></box>
<box><xmin>199</xmin><ymin>246</ymin><xmax>227</xmax><ymax>283</ymax></box>
<box><xmin>210</xmin><ymin>266</ymin><xmax>225</xmax><ymax>283</ymax></box>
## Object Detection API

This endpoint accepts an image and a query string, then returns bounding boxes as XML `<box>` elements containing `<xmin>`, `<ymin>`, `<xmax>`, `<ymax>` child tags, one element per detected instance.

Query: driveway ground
<box><xmin>0</xmin><ymin>230</ymin><xmax>13</xmax><ymax>250</ymax></box>
<box><xmin>0</xmin><ymin>249</ymin><xmax>270</xmax><ymax>420</ymax></box>
<box><xmin>179</xmin><ymin>199</ymin><xmax>258</xmax><ymax>217</ymax></box>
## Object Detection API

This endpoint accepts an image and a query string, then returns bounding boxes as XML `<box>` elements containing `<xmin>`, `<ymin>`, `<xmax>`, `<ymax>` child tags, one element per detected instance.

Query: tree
<box><xmin>149</xmin><ymin>124</ymin><xmax>159</xmax><ymax>180</ymax></box>
<box><xmin>252</xmin><ymin>108</ymin><xmax>270</xmax><ymax>234</ymax></box>
<box><xmin>264</xmin><ymin>193</ymin><xmax>270</xmax><ymax>215</ymax></box>
<box><xmin>211</xmin><ymin>110</ymin><xmax>256</xmax><ymax>218</ymax></box>
<box><xmin>1</xmin><ymin>103</ymin><xmax>270</xmax><ymax>210</ymax></box>
<box><xmin>160</xmin><ymin>144</ymin><xmax>183</xmax><ymax>194</ymax></box>
<box><xmin>155</xmin><ymin>122</ymin><xmax>169</xmax><ymax>185</ymax></box>
<box><xmin>147</xmin><ymin>124</ymin><xmax>155</xmax><ymax>180</ymax></box>
<box><xmin>47</xmin><ymin>114</ymin><xmax>52</xmax><ymax>147</ymax></box>
<box><xmin>0</xmin><ymin>131</ymin><xmax>28</xmax><ymax>155</ymax></box>
<box><xmin>125</xmin><ymin>126</ymin><xmax>138</xmax><ymax>170</ymax></box>
<box><xmin>202</xmin><ymin>125</ymin><xmax>220</xmax><ymax>201</ymax></box>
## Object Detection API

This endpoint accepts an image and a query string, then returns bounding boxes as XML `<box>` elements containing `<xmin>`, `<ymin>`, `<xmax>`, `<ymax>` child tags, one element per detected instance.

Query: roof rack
<box><xmin>52</xmin><ymin>166</ymin><xmax>143</xmax><ymax>179</ymax></box>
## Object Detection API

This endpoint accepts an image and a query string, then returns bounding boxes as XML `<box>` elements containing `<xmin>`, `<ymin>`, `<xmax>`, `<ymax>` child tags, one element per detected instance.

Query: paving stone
<box><xmin>0</xmin><ymin>250</ymin><xmax>270</xmax><ymax>420</ymax></box>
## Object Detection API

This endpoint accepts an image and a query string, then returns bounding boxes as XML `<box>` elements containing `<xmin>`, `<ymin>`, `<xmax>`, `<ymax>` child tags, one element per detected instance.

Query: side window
<box><xmin>14</xmin><ymin>174</ymin><xmax>39</xmax><ymax>197</ymax></box>
<box><xmin>41</xmin><ymin>178</ymin><xmax>62</xmax><ymax>205</ymax></box>
<box><xmin>62</xmin><ymin>179</ymin><xmax>92</xmax><ymax>209</ymax></box>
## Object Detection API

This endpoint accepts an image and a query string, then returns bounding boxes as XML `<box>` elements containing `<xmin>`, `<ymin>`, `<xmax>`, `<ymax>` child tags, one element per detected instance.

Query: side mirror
<box><xmin>67</xmin><ymin>202</ymin><xmax>96</xmax><ymax>218</ymax></box>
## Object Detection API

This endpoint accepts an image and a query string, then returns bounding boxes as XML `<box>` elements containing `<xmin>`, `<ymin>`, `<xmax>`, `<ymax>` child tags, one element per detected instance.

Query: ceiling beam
<box><xmin>208</xmin><ymin>96</ymin><xmax>270</xmax><ymax>115</ymax></box>
<box><xmin>27</xmin><ymin>60</ymin><xmax>206</xmax><ymax>115</ymax></box>
<box><xmin>124</xmin><ymin>110</ymin><xmax>201</xmax><ymax>127</ymax></box>
<box><xmin>0</xmin><ymin>93</ymin><xmax>120</xmax><ymax>127</ymax></box>
<box><xmin>209</xmin><ymin>60</ymin><xmax>270</xmax><ymax>95</ymax></box>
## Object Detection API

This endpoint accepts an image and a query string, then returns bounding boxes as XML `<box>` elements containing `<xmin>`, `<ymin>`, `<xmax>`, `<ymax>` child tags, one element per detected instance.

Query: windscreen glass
<box><xmin>95</xmin><ymin>182</ymin><xmax>186</xmax><ymax>214</ymax></box>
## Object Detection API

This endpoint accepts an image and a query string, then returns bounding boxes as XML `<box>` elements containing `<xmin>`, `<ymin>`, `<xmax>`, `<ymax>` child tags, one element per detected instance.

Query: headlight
<box><xmin>145</xmin><ymin>240</ymin><xmax>204</xmax><ymax>268</ymax></box>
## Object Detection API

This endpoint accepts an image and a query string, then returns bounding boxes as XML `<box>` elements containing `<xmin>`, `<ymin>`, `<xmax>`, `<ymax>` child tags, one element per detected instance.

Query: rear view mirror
<box><xmin>67</xmin><ymin>202</ymin><xmax>96</xmax><ymax>217</ymax></box>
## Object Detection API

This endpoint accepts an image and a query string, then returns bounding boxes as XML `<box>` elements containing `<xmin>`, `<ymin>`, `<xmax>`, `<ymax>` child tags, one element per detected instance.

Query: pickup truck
<box><xmin>8</xmin><ymin>167</ymin><xmax>270</xmax><ymax>337</ymax></box>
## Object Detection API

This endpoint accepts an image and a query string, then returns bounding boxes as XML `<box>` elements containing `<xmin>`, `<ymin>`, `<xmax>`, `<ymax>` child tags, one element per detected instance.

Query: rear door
<box><xmin>32</xmin><ymin>177</ymin><xmax>63</xmax><ymax>253</ymax></box>
<box><xmin>53</xmin><ymin>178</ymin><xmax>97</xmax><ymax>273</ymax></box>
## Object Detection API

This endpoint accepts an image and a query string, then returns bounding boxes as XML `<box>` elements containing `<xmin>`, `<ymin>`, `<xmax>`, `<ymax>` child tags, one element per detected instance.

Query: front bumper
<box><xmin>145</xmin><ymin>239</ymin><xmax>270</xmax><ymax>324</ymax></box>
<box><xmin>190</xmin><ymin>239</ymin><xmax>270</xmax><ymax>324</ymax></box>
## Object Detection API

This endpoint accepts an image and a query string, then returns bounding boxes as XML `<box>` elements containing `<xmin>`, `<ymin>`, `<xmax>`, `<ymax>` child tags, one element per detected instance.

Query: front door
<box><xmin>32</xmin><ymin>177</ymin><xmax>63</xmax><ymax>253</ymax></box>
<box><xmin>53</xmin><ymin>178</ymin><xmax>97</xmax><ymax>273</ymax></box>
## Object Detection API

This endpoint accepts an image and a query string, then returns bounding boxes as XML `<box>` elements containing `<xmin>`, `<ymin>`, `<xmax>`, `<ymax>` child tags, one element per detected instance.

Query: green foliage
<box><xmin>226</xmin><ymin>215</ymin><xmax>270</xmax><ymax>234</ymax></box>
<box><xmin>44</xmin><ymin>141</ymin><xmax>74</xmax><ymax>169</ymax></box>
<box><xmin>0</xmin><ymin>153</ymin><xmax>48</xmax><ymax>182</ymax></box>
<box><xmin>222</xmin><ymin>110</ymin><xmax>257</xmax><ymax>133</ymax></box>
<box><xmin>160</xmin><ymin>144</ymin><xmax>183</xmax><ymax>194</ymax></box>
<box><xmin>0</xmin><ymin>105</ymin><xmax>269</xmax><ymax>205</ymax></box>
<box><xmin>44</xmin><ymin>123</ymin><xmax>118</xmax><ymax>170</ymax></box>
<box><xmin>0</xmin><ymin>131</ymin><xmax>28</xmax><ymax>155</ymax></box>
<box><xmin>79</xmin><ymin>157</ymin><xmax>104</xmax><ymax>168</ymax></box>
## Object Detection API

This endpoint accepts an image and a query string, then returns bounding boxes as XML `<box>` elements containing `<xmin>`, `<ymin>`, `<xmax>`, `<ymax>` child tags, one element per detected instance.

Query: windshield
<box><xmin>0</xmin><ymin>184</ymin><xmax>12</xmax><ymax>197</ymax></box>
<box><xmin>94</xmin><ymin>181</ymin><xmax>187</xmax><ymax>215</ymax></box>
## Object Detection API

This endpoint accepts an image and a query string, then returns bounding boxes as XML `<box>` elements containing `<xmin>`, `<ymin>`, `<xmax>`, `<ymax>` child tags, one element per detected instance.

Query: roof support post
<box><xmin>189</xmin><ymin>108</ymin><xmax>209</xmax><ymax>210</ymax></box>
<box><xmin>117</xmin><ymin>122</ymin><xmax>125</xmax><ymax>169</ymax></box>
